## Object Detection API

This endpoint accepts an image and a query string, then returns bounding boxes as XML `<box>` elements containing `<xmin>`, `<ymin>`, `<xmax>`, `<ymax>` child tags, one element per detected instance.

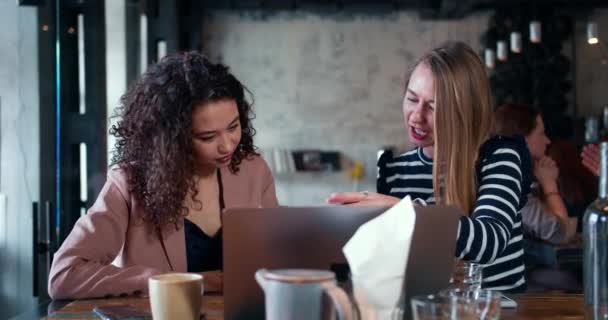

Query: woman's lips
<box><xmin>409</xmin><ymin>126</ymin><xmax>428</xmax><ymax>140</ymax></box>
<box><xmin>217</xmin><ymin>153</ymin><xmax>233</xmax><ymax>163</ymax></box>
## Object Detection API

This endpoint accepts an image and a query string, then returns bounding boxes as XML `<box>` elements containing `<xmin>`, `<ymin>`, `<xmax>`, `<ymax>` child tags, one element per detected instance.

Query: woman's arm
<box><xmin>48</xmin><ymin>174</ymin><xmax>162</xmax><ymax>300</ymax></box>
<box><xmin>524</xmin><ymin>156</ymin><xmax>574</xmax><ymax>244</ymax></box>
<box><xmin>521</xmin><ymin>195</ymin><xmax>575</xmax><ymax>245</ymax></box>
<box><xmin>456</xmin><ymin>146</ymin><xmax>526</xmax><ymax>264</ymax></box>
<box><xmin>377</xmin><ymin>150</ymin><xmax>394</xmax><ymax>195</ymax></box>
<box><xmin>260</xmin><ymin>157</ymin><xmax>279</xmax><ymax>207</ymax></box>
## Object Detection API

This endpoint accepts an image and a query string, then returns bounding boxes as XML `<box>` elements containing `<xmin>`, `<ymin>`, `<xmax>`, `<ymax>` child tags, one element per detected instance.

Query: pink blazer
<box><xmin>48</xmin><ymin>155</ymin><xmax>278</xmax><ymax>299</ymax></box>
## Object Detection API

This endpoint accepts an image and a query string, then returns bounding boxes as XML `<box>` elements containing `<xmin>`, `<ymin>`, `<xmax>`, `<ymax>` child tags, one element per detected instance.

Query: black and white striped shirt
<box><xmin>377</xmin><ymin>136</ymin><xmax>531</xmax><ymax>292</ymax></box>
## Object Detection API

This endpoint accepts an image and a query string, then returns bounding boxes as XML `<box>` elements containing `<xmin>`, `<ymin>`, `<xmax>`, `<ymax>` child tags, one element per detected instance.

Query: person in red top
<box><xmin>48</xmin><ymin>52</ymin><xmax>278</xmax><ymax>299</ymax></box>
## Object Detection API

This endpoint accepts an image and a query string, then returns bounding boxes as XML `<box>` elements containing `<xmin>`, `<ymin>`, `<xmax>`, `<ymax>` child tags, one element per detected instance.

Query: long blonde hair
<box><xmin>409</xmin><ymin>42</ymin><xmax>493</xmax><ymax>214</ymax></box>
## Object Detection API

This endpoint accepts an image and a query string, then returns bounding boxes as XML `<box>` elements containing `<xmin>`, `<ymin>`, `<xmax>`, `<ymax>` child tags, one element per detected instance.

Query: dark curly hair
<box><xmin>110</xmin><ymin>51</ymin><xmax>257</xmax><ymax>230</ymax></box>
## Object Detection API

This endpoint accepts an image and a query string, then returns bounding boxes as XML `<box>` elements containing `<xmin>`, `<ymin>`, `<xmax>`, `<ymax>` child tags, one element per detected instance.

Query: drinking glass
<box><xmin>410</xmin><ymin>294</ymin><xmax>476</xmax><ymax>320</ymax></box>
<box><xmin>438</xmin><ymin>288</ymin><xmax>501</xmax><ymax>320</ymax></box>
<box><xmin>449</xmin><ymin>262</ymin><xmax>483</xmax><ymax>291</ymax></box>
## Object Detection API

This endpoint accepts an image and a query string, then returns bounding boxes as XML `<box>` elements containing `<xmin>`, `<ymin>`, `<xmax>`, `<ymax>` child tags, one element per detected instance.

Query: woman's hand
<box><xmin>581</xmin><ymin>144</ymin><xmax>600</xmax><ymax>177</ymax></box>
<box><xmin>534</xmin><ymin>156</ymin><xmax>559</xmax><ymax>193</ymax></box>
<box><xmin>326</xmin><ymin>191</ymin><xmax>400</xmax><ymax>207</ymax></box>
<box><xmin>201</xmin><ymin>271</ymin><xmax>223</xmax><ymax>293</ymax></box>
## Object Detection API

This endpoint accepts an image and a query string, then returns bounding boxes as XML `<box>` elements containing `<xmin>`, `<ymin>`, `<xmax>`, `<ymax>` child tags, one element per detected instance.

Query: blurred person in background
<box><xmin>494</xmin><ymin>104</ymin><xmax>595</xmax><ymax>291</ymax></box>
<box><xmin>493</xmin><ymin>103</ymin><xmax>576</xmax><ymax>245</ymax></box>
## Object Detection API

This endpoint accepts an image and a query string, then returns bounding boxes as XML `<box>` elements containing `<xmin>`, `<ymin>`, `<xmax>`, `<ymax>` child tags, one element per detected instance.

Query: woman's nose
<box><xmin>410</xmin><ymin>104</ymin><xmax>424</xmax><ymax>122</ymax></box>
<box><xmin>218</xmin><ymin>136</ymin><xmax>233</xmax><ymax>154</ymax></box>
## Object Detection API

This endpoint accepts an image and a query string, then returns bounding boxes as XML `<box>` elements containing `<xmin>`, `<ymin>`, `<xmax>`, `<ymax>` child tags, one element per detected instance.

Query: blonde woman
<box><xmin>328</xmin><ymin>42</ymin><xmax>532</xmax><ymax>292</ymax></box>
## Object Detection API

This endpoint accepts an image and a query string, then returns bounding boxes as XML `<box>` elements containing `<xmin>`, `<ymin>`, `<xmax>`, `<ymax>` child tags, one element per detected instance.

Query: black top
<box><xmin>185</xmin><ymin>169</ymin><xmax>225</xmax><ymax>272</ymax></box>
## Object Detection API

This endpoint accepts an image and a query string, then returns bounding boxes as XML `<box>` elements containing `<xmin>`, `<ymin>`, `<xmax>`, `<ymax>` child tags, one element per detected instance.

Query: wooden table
<box><xmin>41</xmin><ymin>294</ymin><xmax>224</xmax><ymax>320</ymax></box>
<box><xmin>41</xmin><ymin>293</ymin><xmax>584</xmax><ymax>319</ymax></box>
<box><xmin>501</xmin><ymin>293</ymin><xmax>584</xmax><ymax>319</ymax></box>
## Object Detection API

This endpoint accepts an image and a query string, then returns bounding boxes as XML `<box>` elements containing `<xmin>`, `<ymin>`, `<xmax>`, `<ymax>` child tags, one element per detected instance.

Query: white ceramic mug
<box><xmin>148</xmin><ymin>273</ymin><xmax>204</xmax><ymax>320</ymax></box>
<box><xmin>255</xmin><ymin>268</ymin><xmax>354</xmax><ymax>320</ymax></box>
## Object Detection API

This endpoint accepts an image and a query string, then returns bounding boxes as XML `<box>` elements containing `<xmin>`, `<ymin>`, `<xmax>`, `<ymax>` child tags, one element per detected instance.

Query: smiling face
<box><xmin>191</xmin><ymin>99</ymin><xmax>242</xmax><ymax>171</ymax></box>
<box><xmin>403</xmin><ymin>63</ymin><xmax>435</xmax><ymax>156</ymax></box>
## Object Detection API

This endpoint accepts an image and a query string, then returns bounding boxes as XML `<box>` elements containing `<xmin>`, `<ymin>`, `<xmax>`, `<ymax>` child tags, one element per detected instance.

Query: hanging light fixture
<box><xmin>510</xmin><ymin>32</ymin><xmax>522</xmax><ymax>53</ymax></box>
<box><xmin>530</xmin><ymin>21</ymin><xmax>541</xmax><ymax>43</ymax></box>
<box><xmin>485</xmin><ymin>49</ymin><xmax>495</xmax><ymax>69</ymax></box>
<box><xmin>497</xmin><ymin>41</ymin><xmax>508</xmax><ymax>61</ymax></box>
<box><xmin>588</xmin><ymin>22</ymin><xmax>599</xmax><ymax>45</ymax></box>
<box><xmin>157</xmin><ymin>40</ymin><xmax>167</xmax><ymax>61</ymax></box>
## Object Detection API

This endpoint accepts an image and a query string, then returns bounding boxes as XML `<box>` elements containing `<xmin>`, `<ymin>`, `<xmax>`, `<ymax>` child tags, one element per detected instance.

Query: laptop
<box><xmin>222</xmin><ymin>205</ymin><xmax>461</xmax><ymax>320</ymax></box>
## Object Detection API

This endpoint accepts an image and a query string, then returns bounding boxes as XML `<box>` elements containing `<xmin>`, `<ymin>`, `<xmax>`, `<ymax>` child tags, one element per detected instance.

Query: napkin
<box><xmin>343</xmin><ymin>196</ymin><xmax>416</xmax><ymax>319</ymax></box>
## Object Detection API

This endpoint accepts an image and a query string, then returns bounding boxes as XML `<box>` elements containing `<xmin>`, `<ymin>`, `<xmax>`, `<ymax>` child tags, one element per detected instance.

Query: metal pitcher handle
<box><xmin>322</xmin><ymin>282</ymin><xmax>354</xmax><ymax>320</ymax></box>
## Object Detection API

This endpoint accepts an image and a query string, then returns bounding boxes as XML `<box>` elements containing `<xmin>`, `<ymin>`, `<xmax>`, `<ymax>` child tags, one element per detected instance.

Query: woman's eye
<box><xmin>199</xmin><ymin>136</ymin><xmax>214</xmax><ymax>142</ymax></box>
<box><xmin>406</xmin><ymin>97</ymin><xmax>417</xmax><ymax>103</ymax></box>
<box><xmin>228</xmin><ymin>125</ymin><xmax>239</xmax><ymax>132</ymax></box>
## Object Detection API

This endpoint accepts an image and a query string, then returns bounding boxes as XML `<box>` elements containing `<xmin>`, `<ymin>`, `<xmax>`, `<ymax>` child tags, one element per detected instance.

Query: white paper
<box><xmin>343</xmin><ymin>196</ymin><xmax>416</xmax><ymax>319</ymax></box>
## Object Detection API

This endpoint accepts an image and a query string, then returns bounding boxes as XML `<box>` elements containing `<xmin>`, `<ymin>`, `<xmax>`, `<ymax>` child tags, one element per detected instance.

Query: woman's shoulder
<box><xmin>478</xmin><ymin>135</ymin><xmax>533</xmax><ymax>196</ymax></box>
<box><xmin>234</xmin><ymin>153</ymin><xmax>273</xmax><ymax>177</ymax></box>
<box><xmin>107</xmin><ymin>165</ymin><xmax>128</xmax><ymax>184</ymax></box>
<box><xmin>105</xmin><ymin>165</ymin><xmax>133</xmax><ymax>200</ymax></box>
<box><xmin>378</xmin><ymin>147</ymin><xmax>424</xmax><ymax>167</ymax></box>
<box><xmin>479</xmin><ymin>135</ymin><xmax>531</xmax><ymax>162</ymax></box>
<box><xmin>476</xmin><ymin>136</ymin><xmax>533</xmax><ymax>209</ymax></box>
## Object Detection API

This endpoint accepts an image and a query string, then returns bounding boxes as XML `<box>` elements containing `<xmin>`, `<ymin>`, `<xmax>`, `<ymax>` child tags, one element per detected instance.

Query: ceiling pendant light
<box><xmin>588</xmin><ymin>22</ymin><xmax>599</xmax><ymax>45</ymax></box>
<box><xmin>510</xmin><ymin>32</ymin><xmax>522</xmax><ymax>53</ymax></box>
<box><xmin>485</xmin><ymin>49</ymin><xmax>495</xmax><ymax>69</ymax></box>
<box><xmin>530</xmin><ymin>21</ymin><xmax>541</xmax><ymax>43</ymax></box>
<box><xmin>497</xmin><ymin>41</ymin><xmax>508</xmax><ymax>61</ymax></box>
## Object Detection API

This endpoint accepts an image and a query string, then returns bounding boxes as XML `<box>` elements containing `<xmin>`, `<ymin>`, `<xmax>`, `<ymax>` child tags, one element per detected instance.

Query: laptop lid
<box><xmin>222</xmin><ymin>205</ymin><xmax>460</xmax><ymax>320</ymax></box>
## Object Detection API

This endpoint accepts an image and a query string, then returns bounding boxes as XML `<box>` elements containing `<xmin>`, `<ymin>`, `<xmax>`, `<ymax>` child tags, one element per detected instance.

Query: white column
<box><xmin>105</xmin><ymin>0</ymin><xmax>127</xmax><ymax>161</ymax></box>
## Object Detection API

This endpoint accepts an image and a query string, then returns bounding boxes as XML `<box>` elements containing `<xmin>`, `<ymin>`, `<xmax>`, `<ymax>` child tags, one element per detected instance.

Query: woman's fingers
<box><xmin>345</xmin><ymin>195</ymin><xmax>401</xmax><ymax>207</ymax></box>
<box><xmin>538</xmin><ymin>156</ymin><xmax>556</xmax><ymax>168</ymax></box>
<box><xmin>327</xmin><ymin>192</ymin><xmax>400</xmax><ymax>207</ymax></box>
<box><xmin>581</xmin><ymin>144</ymin><xmax>600</xmax><ymax>176</ymax></box>
<box><xmin>582</xmin><ymin>157</ymin><xmax>600</xmax><ymax>176</ymax></box>
<box><xmin>326</xmin><ymin>192</ymin><xmax>368</xmax><ymax>204</ymax></box>
<box><xmin>201</xmin><ymin>271</ymin><xmax>223</xmax><ymax>293</ymax></box>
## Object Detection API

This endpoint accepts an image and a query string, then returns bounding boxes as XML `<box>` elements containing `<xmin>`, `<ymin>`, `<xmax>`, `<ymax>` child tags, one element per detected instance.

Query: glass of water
<box><xmin>449</xmin><ymin>261</ymin><xmax>483</xmax><ymax>291</ymax></box>
<box><xmin>438</xmin><ymin>288</ymin><xmax>501</xmax><ymax>320</ymax></box>
<box><xmin>410</xmin><ymin>294</ymin><xmax>476</xmax><ymax>320</ymax></box>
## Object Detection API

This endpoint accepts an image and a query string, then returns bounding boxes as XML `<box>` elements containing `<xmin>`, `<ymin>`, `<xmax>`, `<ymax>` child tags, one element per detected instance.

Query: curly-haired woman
<box><xmin>48</xmin><ymin>52</ymin><xmax>278</xmax><ymax>299</ymax></box>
